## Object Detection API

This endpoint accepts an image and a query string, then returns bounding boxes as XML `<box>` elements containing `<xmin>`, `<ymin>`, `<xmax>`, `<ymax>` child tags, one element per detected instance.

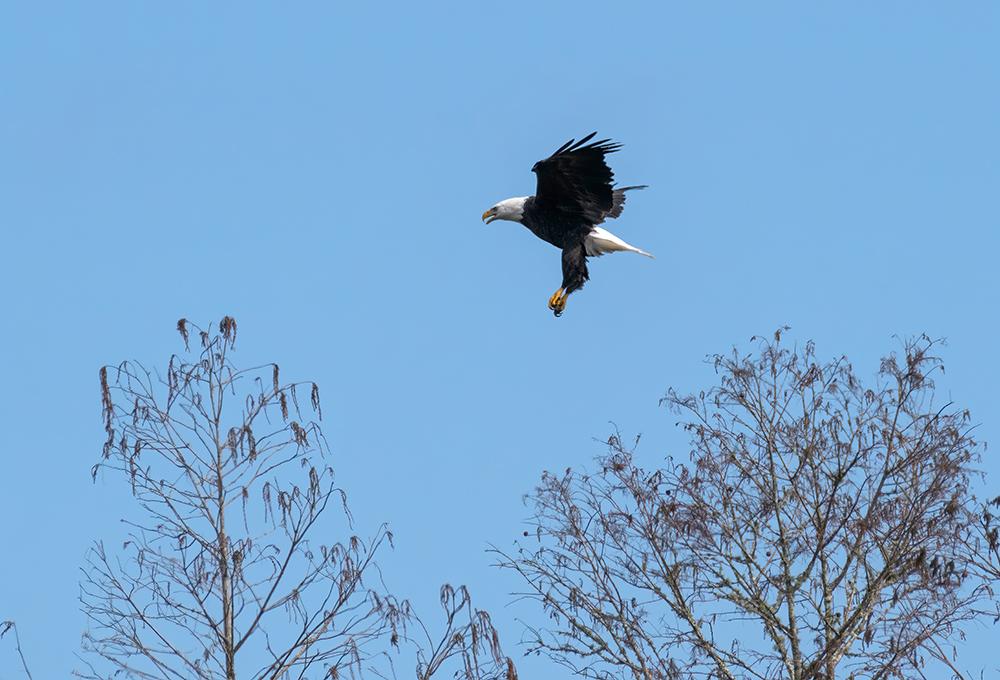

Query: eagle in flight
<box><xmin>482</xmin><ymin>132</ymin><xmax>651</xmax><ymax>317</ymax></box>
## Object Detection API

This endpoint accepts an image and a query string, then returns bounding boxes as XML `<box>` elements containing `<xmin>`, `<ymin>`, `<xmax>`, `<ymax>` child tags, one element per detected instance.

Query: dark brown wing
<box><xmin>531</xmin><ymin>133</ymin><xmax>622</xmax><ymax>225</ymax></box>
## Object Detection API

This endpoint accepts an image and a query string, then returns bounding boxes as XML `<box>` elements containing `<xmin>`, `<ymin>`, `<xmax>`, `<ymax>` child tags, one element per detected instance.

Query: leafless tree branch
<box><xmin>2</xmin><ymin>620</ymin><xmax>34</xmax><ymax>679</ymax></box>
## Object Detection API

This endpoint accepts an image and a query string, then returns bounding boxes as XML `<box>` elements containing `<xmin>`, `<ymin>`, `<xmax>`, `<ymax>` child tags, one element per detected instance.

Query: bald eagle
<box><xmin>482</xmin><ymin>132</ymin><xmax>651</xmax><ymax>317</ymax></box>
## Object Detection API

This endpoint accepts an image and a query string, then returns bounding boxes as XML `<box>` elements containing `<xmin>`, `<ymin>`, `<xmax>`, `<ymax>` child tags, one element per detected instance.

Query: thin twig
<box><xmin>1</xmin><ymin>621</ymin><xmax>34</xmax><ymax>680</ymax></box>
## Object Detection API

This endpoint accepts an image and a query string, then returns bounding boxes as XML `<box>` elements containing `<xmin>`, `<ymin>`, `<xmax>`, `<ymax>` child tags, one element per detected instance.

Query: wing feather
<box><xmin>531</xmin><ymin>133</ymin><xmax>622</xmax><ymax>225</ymax></box>
<box><xmin>604</xmin><ymin>185</ymin><xmax>648</xmax><ymax>221</ymax></box>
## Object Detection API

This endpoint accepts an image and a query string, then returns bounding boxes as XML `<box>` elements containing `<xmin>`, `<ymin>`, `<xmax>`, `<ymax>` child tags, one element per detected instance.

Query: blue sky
<box><xmin>1</xmin><ymin>2</ymin><xmax>999</xmax><ymax>677</ymax></box>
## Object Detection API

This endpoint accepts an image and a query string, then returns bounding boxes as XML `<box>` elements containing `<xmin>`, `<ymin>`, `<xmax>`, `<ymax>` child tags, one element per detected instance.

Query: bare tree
<box><xmin>496</xmin><ymin>332</ymin><xmax>993</xmax><ymax>680</ymax></box>
<box><xmin>81</xmin><ymin>317</ymin><xmax>514</xmax><ymax>680</ymax></box>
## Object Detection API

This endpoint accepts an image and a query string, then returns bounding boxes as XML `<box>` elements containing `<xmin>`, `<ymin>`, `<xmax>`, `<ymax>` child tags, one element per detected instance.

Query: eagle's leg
<box><xmin>549</xmin><ymin>244</ymin><xmax>589</xmax><ymax>317</ymax></box>
<box><xmin>548</xmin><ymin>288</ymin><xmax>568</xmax><ymax>316</ymax></box>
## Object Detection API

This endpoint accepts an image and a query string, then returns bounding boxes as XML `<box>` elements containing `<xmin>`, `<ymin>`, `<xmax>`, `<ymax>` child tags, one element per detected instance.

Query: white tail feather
<box><xmin>584</xmin><ymin>226</ymin><xmax>654</xmax><ymax>258</ymax></box>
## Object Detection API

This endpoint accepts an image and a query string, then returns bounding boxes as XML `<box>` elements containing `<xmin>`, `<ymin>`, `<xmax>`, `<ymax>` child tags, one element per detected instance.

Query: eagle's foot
<box><xmin>548</xmin><ymin>289</ymin><xmax>567</xmax><ymax>317</ymax></box>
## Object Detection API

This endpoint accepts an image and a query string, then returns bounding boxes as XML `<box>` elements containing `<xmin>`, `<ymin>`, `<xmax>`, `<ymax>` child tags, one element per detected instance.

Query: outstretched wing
<box><xmin>532</xmin><ymin>132</ymin><xmax>621</xmax><ymax>225</ymax></box>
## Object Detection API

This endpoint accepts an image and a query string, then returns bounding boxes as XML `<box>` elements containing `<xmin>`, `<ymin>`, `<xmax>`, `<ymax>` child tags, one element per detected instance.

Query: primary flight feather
<box><xmin>482</xmin><ymin>132</ymin><xmax>651</xmax><ymax>317</ymax></box>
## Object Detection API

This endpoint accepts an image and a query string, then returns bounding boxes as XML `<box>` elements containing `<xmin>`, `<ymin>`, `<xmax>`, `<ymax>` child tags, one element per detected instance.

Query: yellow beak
<box><xmin>482</xmin><ymin>210</ymin><xmax>496</xmax><ymax>224</ymax></box>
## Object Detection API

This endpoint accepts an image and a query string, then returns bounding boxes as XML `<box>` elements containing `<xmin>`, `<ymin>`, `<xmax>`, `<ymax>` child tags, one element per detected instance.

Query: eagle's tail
<box><xmin>585</xmin><ymin>227</ymin><xmax>654</xmax><ymax>259</ymax></box>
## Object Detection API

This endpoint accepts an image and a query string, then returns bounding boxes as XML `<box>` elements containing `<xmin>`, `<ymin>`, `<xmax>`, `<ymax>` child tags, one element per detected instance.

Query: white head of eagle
<box><xmin>480</xmin><ymin>132</ymin><xmax>652</xmax><ymax>317</ymax></box>
<box><xmin>482</xmin><ymin>197</ymin><xmax>528</xmax><ymax>224</ymax></box>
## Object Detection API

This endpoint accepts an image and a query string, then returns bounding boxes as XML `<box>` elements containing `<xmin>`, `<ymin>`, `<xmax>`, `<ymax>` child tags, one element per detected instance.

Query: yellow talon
<box><xmin>547</xmin><ymin>289</ymin><xmax>568</xmax><ymax>317</ymax></box>
<box><xmin>548</xmin><ymin>289</ymin><xmax>563</xmax><ymax>309</ymax></box>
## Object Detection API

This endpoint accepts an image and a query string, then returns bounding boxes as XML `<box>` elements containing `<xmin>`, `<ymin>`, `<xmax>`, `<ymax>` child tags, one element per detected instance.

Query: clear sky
<box><xmin>1</xmin><ymin>2</ymin><xmax>999</xmax><ymax>677</ymax></box>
